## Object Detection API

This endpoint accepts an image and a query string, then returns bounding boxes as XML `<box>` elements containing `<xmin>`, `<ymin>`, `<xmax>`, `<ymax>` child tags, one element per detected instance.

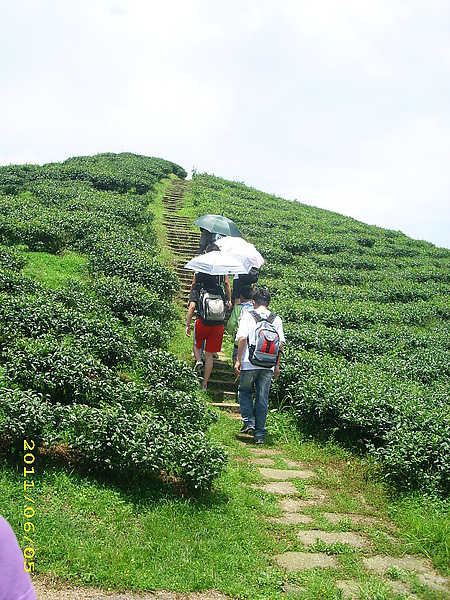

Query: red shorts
<box><xmin>194</xmin><ymin>318</ymin><xmax>224</xmax><ymax>354</ymax></box>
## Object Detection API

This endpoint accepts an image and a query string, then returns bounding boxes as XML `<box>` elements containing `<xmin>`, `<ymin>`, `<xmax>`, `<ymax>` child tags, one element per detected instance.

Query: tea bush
<box><xmin>89</xmin><ymin>242</ymin><xmax>179</xmax><ymax>301</ymax></box>
<box><xmin>93</xmin><ymin>275</ymin><xmax>175</xmax><ymax>323</ymax></box>
<box><xmin>3</xmin><ymin>338</ymin><xmax>120</xmax><ymax>407</ymax></box>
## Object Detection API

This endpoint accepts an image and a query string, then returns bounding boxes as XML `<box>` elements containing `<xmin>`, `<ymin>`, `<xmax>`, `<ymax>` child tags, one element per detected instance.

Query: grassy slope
<box><xmin>0</xmin><ymin>161</ymin><xmax>449</xmax><ymax>599</ymax></box>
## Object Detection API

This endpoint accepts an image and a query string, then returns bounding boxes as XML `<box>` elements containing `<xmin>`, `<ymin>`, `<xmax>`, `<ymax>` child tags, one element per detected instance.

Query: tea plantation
<box><xmin>185</xmin><ymin>173</ymin><xmax>450</xmax><ymax>497</ymax></box>
<box><xmin>0</xmin><ymin>154</ymin><xmax>227</xmax><ymax>491</ymax></box>
<box><xmin>1</xmin><ymin>154</ymin><xmax>449</xmax><ymax>499</ymax></box>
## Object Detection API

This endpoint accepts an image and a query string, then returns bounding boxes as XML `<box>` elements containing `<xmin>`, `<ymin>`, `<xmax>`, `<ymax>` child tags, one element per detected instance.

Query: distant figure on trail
<box><xmin>231</xmin><ymin>267</ymin><xmax>259</xmax><ymax>306</ymax></box>
<box><xmin>196</xmin><ymin>227</ymin><xmax>212</xmax><ymax>254</ymax></box>
<box><xmin>0</xmin><ymin>514</ymin><xmax>37</xmax><ymax>599</ymax></box>
<box><xmin>186</xmin><ymin>272</ymin><xmax>227</xmax><ymax>392</ymax></box>
<box><xmin>196</xmin><ymin>228</ymin><xmax>226</xmax><ymax>255</ymax></box>
<box><xmin>234</xmin><ymin>288</ymin><xmax>285</xmax><ymax>444</ymax></box>
<box><xmin>226</xmin><ymin>284</ymin><xmax>254</xmax><ymax>365</ymax></box>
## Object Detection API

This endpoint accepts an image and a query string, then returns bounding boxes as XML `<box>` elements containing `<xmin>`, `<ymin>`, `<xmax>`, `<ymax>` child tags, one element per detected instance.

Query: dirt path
<box><xmin>32</xmin><ymin>581</ymin><xmax>228</xmax><ymax>600</ymax></box>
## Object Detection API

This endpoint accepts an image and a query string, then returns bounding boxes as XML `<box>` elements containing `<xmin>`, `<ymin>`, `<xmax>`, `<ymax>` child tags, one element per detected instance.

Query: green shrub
<box><xmin>93</xmin><ymin>276</ymin><xmax>175</xmax><ymax>323</ymax></box>
<box><xmin>3</xmin><ymin>338</ymin><xmax>119</xmax><ymax>407</ymax></box>
<box><xmin>135</xmin><ymin>349</ymin><xmax>199</xmax><ymax>394</ymax></box>
<box><xmin>89</xmin><ymin>244</ymin><xmax>179</xmax><ymax>301</ymax></box>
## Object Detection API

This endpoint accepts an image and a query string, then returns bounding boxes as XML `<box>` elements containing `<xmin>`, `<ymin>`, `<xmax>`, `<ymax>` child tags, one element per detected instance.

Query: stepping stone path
<box><xmin>245</xmin><ymin>445</ymin><xmax>449</xmax><ymax>598</ymax></box>
<box><xmin>258</xmin><ymin>467</ymin><xmax>316</xmax><ymax>480</ymax></box>
<box><xmin>297</xmin><ymin>529</ymin><xmax>370</xmax><ymax>550</ymax></box>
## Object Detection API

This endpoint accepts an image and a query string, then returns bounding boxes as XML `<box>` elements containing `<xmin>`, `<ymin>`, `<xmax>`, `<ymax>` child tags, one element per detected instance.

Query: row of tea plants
<box><xmin>0</xmin><ymin>154</ymin><xmax>227</xmax><ymax>491</ymax></box>
<box><xmin>186</xmin><ymin>173</ymin><xmax>450</xmax><ymax>496</ymax></box>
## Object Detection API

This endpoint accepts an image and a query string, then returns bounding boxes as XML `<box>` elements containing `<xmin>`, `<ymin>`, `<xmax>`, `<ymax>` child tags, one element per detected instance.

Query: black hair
<box><xmin>239</xmin><ymin>285</ymin><xmax>253</xmax><ymax>301</ymax></box>
<box><xmin>252</xmin><ymin>288</ymin><xmax>271</xmax><ymax>307</ymax></box>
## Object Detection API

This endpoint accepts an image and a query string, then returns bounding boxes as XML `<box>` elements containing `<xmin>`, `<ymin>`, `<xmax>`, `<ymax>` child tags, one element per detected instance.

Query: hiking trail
<box><xmin>162</xmin><ymin>179</ymin><xmax>240</xmax><ymax>413</ymax></box>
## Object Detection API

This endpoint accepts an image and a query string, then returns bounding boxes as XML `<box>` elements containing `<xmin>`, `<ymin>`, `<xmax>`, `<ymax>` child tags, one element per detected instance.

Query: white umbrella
<box><xmin>184</xmin><ymin>251</ymin><xmax>253</xmax><ymax>275</ymax></box>
<box><xmin>215</xmin><ymin>236</ymin><xmax>264</xmax><ymax>268</ymax></box>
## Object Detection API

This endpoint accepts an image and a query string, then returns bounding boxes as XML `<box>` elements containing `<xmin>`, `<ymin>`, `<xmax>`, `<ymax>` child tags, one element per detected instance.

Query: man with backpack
<box><xmin>234</xmin><ymin>288</ymin><xmax>285</xmax><ymax>444</ymax></box>
<box><xmin>186</xmin><ymin>272</ymin><xmax>227</xmax><ymax>392</ymax></box>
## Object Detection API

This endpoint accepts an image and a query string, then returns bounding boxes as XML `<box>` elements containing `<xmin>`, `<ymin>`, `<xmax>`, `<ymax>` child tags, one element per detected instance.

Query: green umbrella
<box><xmin>194</xmin><ymin>214</ymin><xmax>242</xmax><ymax>237</ymax></box>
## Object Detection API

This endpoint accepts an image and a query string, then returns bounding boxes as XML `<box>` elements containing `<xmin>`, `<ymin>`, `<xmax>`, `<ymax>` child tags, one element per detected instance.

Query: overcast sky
<box><xmin>1</xmin><ymin>0</ymin><xmax>449</xmax><ymax>249</ymax></box>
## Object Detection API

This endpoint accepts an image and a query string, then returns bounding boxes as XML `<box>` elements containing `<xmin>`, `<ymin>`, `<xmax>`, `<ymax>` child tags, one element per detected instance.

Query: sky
<box><xmin>1</xmin><ymin>0</ymin><xmax>449</xmax><ymax>249</ymax></box>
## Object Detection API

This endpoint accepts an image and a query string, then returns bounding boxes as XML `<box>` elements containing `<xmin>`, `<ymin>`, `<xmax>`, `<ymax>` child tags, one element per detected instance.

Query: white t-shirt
<box><xmin>236</xmin><ymin>306</ymin><xmax>285</xmax><ymax>371</ymax></box>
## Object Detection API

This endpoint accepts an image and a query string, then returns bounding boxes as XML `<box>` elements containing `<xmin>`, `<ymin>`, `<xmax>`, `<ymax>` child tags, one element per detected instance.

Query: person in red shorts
<box><xmin>185</xmin><ymin>272</ymin><xmax>227</xmax><ymax>392</ymax></box>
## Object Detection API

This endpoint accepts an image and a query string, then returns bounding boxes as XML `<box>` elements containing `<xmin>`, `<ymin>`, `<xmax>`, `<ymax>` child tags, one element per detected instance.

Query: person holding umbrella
<box><xmin>194</xmin><ymin>214</ymin><xmax>243</xmax><ymax>239</ymax></box>
<box><xmin>184</xmin><ymin>249</ymin><xmax>253</xmax><ymax>392</ymax></box>
<box><xmin>187</xmin><ymin>244</ymin><xmax>232</xmax><ymax>310</ymax></box>
<box><xmin>214</xmin><ymin>236</ymin><xmax>264</xmax><ymax>306</ymax></box>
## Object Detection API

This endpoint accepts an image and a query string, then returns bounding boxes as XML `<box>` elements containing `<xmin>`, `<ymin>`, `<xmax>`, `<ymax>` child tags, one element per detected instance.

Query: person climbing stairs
<box><xmin>162</xmin><ymin>179</ymin><xmax>239</xmax><ymax>413</ymax></box>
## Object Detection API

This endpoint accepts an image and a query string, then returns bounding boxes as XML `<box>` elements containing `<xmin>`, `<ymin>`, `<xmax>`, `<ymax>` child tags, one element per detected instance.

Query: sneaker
<box><xmin>200</xmin><ymin>385</ymin><xmax>207</xmax><ymax>393</ymax></box>
<box><xmin>255</xmin><ymin>438</ymin><xmax>264</xmax><ymax>445</ymax></box>
<box><xmin>213</xmin><ymin>352</ymin><xmax>219</xmax><ymax>359</ymax></box>
<box><xmin>194</xmin><ymin>361</ymin><xmax>203</xmax><ymax>373</ymax></box>
<box><xmin>240</xmin><ymin>425</ymin><xmax>255</xmax><ymax>435</ymax></box>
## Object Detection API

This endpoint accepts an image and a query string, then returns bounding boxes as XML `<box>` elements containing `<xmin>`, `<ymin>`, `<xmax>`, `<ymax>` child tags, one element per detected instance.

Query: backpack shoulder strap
<box><xmin>252</xmin><ymin>310</ymin><xmax>276</xmax><ymax>324</ymax></box>
<box><xmin>250</xmin><ymin>310</ymin><xmax>261</xmax><ymax>322</ymax></box>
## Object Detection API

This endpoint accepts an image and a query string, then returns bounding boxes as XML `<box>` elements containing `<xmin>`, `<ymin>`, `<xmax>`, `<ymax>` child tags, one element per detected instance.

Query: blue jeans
<box><xmin>238</xmin><ymin>368</ymin><xmax>274</xmax><ymax>441</ymax></box>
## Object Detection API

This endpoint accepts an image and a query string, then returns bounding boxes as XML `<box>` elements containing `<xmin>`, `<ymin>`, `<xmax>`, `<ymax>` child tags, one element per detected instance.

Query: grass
<box><xmin>0</xmin><ymin>420</ymin><xmax>288</xmax><ymax>597</ymax></box>
<box><xmin>389</xmin><ymin>494</ymin><xmax>450</xmax><ymax>575</ymax></box>
<box><xmin>147</xmin><ymin>176</ymin><xmax>177</xmax><ymax>266</ymax></box>
<box><xmin>21</xmin><ymin>250</ymin><xmax>89</xmax><ymax>287</ymax></box>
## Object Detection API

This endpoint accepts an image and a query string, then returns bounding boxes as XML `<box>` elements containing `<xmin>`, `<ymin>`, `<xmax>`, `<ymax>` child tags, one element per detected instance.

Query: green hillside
<box><xmin>0</xmin><ymin>153</ymin><xmax>449</xmax><ymax>598</ymax></box>
<box><xmin>1</xmin><ymin>153</ymin><xmax>449</xmax><ymax>496</ymax></box>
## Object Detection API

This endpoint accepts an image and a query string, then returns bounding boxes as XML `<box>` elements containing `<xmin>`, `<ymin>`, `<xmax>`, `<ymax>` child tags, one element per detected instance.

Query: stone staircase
<box><xmin>162</xmin><ymin>179</ymin><xmax>198</xmax><ymax>301</ymax></box>
<box><xmin>162</xmin><ymin>180</ymin><xmax>240</xmax><ymax>412</ymax></box>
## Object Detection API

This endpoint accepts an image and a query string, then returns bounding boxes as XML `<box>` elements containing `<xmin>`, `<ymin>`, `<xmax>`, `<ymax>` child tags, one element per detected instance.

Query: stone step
<box><xmin>167</xmin><ymin>239</ymin><xmax>197</xmax><ymax>246</ymax></box>
<box><xmin>165</xmin><ymin>225</ymin><xmax>195</xmax><ymax>230</ymax></box>
<box><xmin>167</xmin><ymin>230</ymin><xmax>194</xmax><ymax>235</ymax></box>
<box><xmin>166</xmin><ymin>232</ymin><xmax>198</xmax><ymax>239</ymax></box>
<box><xmin>165</xmin><ymin>224</ymin><xmax>196</xmax><ymax>230</ymax></box>
<box><xmin>165</xmin><ymin>220</ymin><xmax>191</xmax><ymax>224</ymax></box>
<box><xmin>166</xmin><ymin>236</ymin><xmax>198</xmax><ymax>244</ymax></box>
<box><xmin>207</xmin><ymin>378</ymin><xmax>237</xmax><ymax>391</ymax></box>
<box><xmin>208</xmin><ymin>402</ymin><xmax>240</xmax><ymax>413</ymax></box>
<box><xmin>163</xmin><ymin>216</ymin><xmax>192</xmax><ymax>222</ymax></box>
<box><xmin>167</xmin><ymin>244</ymin><xmax>197</xmax><ymax>251</ymax></box>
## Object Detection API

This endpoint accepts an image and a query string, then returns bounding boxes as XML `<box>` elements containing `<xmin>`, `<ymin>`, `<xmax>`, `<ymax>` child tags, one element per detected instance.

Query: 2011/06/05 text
<box><xmin>23</xmin><ymin>439</ymin><xmax>36</xmax><ymax>573</ymax></box>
